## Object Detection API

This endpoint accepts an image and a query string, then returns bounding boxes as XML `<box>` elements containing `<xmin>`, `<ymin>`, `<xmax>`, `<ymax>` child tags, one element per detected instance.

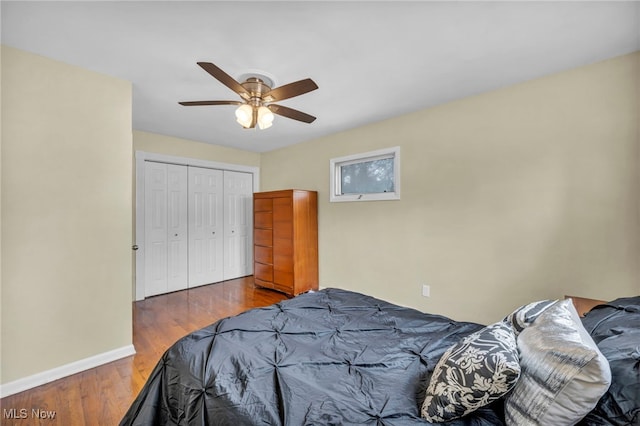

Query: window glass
<box><xmin>340</xmin><ymin>157</ymin><xmax>395</xmax><ymax>194</ymax></box>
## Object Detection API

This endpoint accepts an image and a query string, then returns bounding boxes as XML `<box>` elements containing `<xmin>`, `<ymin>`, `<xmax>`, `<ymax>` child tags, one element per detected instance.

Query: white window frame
<box><xmin>329</xmin><ymin>146</ymin><xmax>400</xmax><ymax>202</ymax></box>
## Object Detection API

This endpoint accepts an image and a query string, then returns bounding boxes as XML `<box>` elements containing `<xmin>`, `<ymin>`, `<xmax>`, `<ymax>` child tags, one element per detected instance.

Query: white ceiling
<box><xmin>2</xmin><ymin>1</ymin><xmax>639</xmax><ymax>153</ymax></box>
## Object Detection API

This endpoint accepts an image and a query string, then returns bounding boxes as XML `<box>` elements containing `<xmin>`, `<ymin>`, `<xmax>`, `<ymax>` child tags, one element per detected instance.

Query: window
<box><xmin>330</xmin><ymin>147</ymin><xmax>400</xmax><ymax>202</ymax></box>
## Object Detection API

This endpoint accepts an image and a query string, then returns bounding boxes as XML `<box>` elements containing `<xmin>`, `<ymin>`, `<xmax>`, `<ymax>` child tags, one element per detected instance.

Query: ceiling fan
<box><xmin>179</xmin><ymin>62</ymin><xmax>318</xmax><ymax>130</ymax></box>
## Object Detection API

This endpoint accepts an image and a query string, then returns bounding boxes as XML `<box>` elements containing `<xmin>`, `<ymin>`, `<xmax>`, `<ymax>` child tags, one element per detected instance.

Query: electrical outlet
<box><xmin>421</xmin><ymin>284</ymin><xmax>430</xmax><ymax>297</ymax></box>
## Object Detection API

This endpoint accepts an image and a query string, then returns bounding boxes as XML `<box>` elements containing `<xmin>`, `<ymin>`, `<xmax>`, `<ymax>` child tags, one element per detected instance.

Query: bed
<box><xmin>120</xmin><ymin>289</ymin><xmax>639</xmax><ymax>425</ymax></box>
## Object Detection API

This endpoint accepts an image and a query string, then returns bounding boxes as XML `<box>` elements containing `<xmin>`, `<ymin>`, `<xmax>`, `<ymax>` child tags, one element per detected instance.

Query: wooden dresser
<box><xmin>253</xmin><ymin>190</ymin><xmax>318</xmax><ymax>296</ymax></box>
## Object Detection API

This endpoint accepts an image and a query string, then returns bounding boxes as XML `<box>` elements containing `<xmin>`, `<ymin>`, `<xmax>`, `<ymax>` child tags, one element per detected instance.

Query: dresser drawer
<box><xmin>254</xmin><ymin>262</ymin><xmax>273</xmax><ymax>282</ymax></box>
<box><xmin>254</xmin><ymin>211</ymin><xmax>273</xmax><ymax>229</ymax></box>
<box><xmin>254</xmin><ymin>198</ymin><xmax>273</xmax><ymax>212</ymax></box>
<box><xmin>254</xmin><ymin>229</ymin><xmax>272</xmax><ymax>247</ymax></box>
<box><xmin>254</xmin><ymin>245</ymin><xmax>273</xmax><ymax>264</ymax></box>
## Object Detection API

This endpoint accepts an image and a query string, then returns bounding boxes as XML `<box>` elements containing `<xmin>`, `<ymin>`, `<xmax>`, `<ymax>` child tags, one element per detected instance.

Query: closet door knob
<box><xmin>132</xmin><ymin>245</ymin><xmax>139</xmax><ymax>251</ymax></box>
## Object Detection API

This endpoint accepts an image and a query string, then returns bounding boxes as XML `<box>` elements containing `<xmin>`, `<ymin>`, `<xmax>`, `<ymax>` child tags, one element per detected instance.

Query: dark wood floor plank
<box><xmin>0</xmin><ymin>277</ymin><xmax>288</xmax><ymax>425</ymax></box>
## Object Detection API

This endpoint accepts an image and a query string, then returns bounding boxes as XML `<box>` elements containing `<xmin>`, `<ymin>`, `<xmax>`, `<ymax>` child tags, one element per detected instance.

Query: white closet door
<box><xmin>144</xmin><ymin>162</ymin><xmax>188</xmax><ymax>297</ymax></box>
<box><xmin>166</xmin><ymin>164</ymin><xmax>188</xmax><ymax>292</ymax></box>
<box><xmin>223</xmin><ymin>170</ymin><xmax>253</xmax><ymax>280</ymax></box>
<box><xmin>188</xmin><ymin>166</ymin><xmax>224</xmax><ymax>288</ymax></box>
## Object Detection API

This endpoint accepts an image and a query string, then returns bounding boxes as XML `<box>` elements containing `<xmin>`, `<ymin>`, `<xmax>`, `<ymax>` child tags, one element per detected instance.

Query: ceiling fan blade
<box><xmin>264</xmin><ymin>78</ymin><xmax>318</xmax><ymax>102</ymax></box>
<box><xmin>268</xmin><ymin>104</ymin><xmax>316</xmax><ymax>123</ymax></box>
<box><xmin>197</xmin><ymin>62</ymin><xmax>250</xmax><ymax>100</ymax></box>
<box><xmin>179</xmin><ymin>100</ymin><xmax>242</xmax><ymax>106</ymax></box>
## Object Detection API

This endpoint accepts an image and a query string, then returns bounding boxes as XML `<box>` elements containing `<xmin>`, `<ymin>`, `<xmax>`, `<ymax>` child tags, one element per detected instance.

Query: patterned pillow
<box><xmin>421</xmin><ymin>321</ymin><xmax>520</xmax><ymax>422</ymax></box>
<box><xmin>504</xmin><ymin>299</ymin><xmax>612</xmax><ymax>426</ymax></box>
<box><xmin>503</xmin><ymin>299</ymin><xmax>556</xmax><ymax>336</ymax></box>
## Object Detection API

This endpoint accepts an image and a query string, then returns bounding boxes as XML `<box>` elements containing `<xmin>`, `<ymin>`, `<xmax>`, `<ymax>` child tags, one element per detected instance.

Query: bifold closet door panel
<box><xmin>223</xmin><ymin>171</ymin><xmax>253</xmax><ymax>280</ymax></box>
<box><xmin>144</xmin><ymin>162</ymin><xmax>188</xmax><ymax>297</ymax></box>
<box><xmin>166</xmin><ymin>164</ymin><xmax>189</xmax><ymax>292</ymax></box>
<box><xmin>188</xmin><ymin>166</ymin><xmax>224</xmax><ymax>288</ymax></box>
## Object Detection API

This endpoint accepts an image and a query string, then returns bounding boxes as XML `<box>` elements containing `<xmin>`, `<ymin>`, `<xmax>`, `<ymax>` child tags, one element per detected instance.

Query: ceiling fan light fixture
<box><xmin>257</xmin><ymin>106</ymin><xmax>274</xmax><ymax>130</ymax></box>
<box><xmin>180</xmin><ymin>62</ymin><xmax>318</xmax><ymax>130</ymax></box>
<box><xmin>235</xmin><ymin>104</ymin><xmax>253</xmax><ymax>128</ymax></box>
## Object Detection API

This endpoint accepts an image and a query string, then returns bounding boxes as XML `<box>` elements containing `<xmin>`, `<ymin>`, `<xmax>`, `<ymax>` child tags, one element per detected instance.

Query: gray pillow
<box><xmin>503</xmin><ymin>299</ymin><xmax>556</xmax><ymax>336</ymax></box>
<box><xmin>421</xmin><ymin>321</ymin><xmax>520</xmax><ymax>422</ymax></box>
<box><xmin>504</xmin><ymin>299</ymin><xmax>611</xmax><ymax>426</ymax></box>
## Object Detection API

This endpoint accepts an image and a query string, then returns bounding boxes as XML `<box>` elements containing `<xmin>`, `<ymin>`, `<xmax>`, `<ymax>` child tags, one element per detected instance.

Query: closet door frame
<box><xmin>134</xmin><ymin>151</ymin><xmax>260</xmax><ymax>301</ymax></box>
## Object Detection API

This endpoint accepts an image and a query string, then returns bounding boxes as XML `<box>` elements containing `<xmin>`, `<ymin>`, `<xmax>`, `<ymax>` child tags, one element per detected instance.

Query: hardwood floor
<box><xmin>1</xmin><ymin>277</ymin><xmax>288</xmax><ymax>425</ymax></box>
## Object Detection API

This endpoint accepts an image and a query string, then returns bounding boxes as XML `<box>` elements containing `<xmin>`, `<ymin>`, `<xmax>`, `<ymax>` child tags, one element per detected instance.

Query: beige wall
<box><xmin>1</xmin><ymin>46</ymin><xmax>133</xmax><ymax>384</ymax></box>
<box><xmin>261</xmin><ymin>52</ymin><xmax>640</xmax><ymax>324</ymax></box>
<box><xmin>133</xmin><ymin>130</ymin><xmax>261</xmax><ymax>167</ymax></box>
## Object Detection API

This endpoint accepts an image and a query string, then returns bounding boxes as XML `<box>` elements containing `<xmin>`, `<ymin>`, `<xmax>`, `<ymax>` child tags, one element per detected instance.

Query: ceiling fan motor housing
<box><xmin>241</xmin><ymin>77</ymin><xmax>273</xmax><ymax>105</ymax></box>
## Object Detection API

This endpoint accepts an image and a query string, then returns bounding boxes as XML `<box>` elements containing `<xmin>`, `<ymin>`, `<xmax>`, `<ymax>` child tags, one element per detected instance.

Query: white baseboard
<box><xmin>0</xmin><ymin>344</ymin><xmax>136</xmax><ymax>398</ymax></box>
